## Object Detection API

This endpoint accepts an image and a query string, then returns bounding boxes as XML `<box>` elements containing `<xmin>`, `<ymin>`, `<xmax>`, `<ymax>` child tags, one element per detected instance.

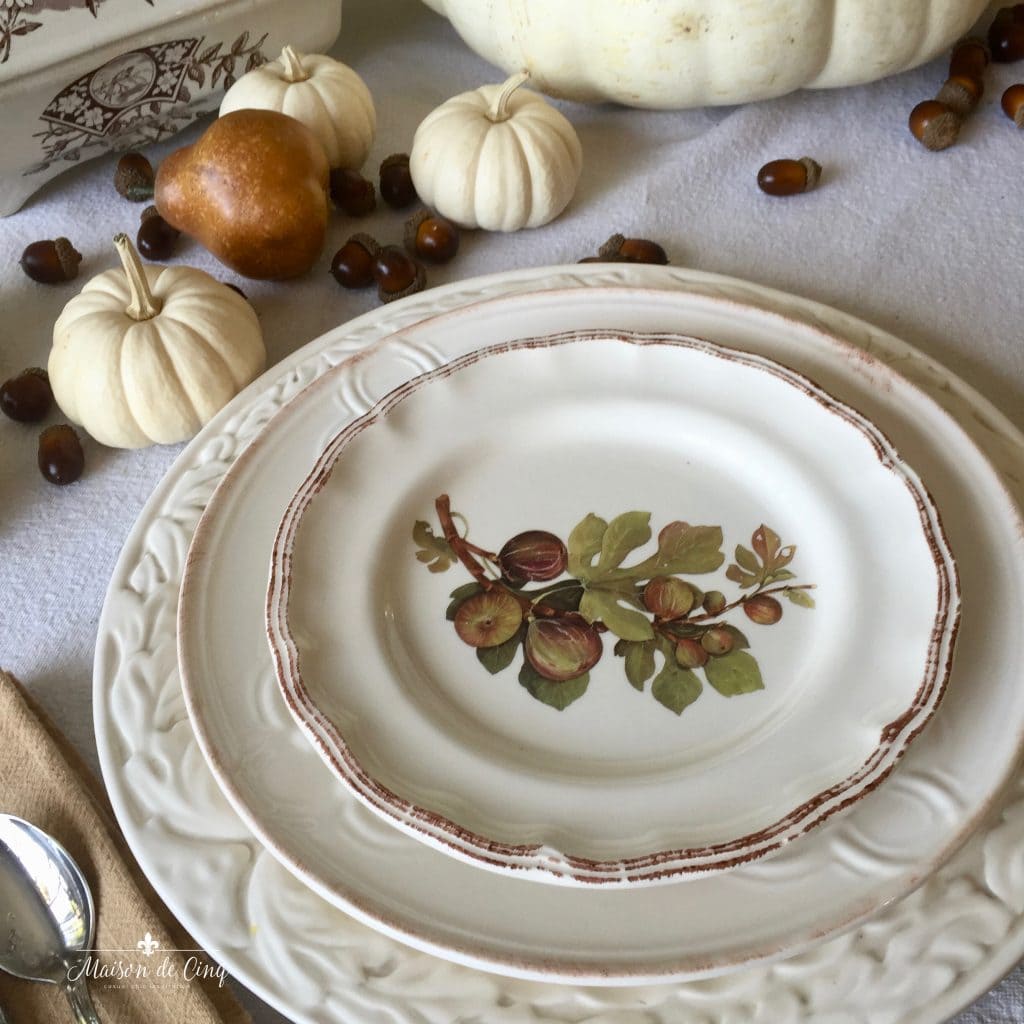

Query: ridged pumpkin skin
<box><xmin>50</xmin><ymin>265</ymin><xmax>265</xmax><ymax>449</ymax></box>
<box><xmin>410</xmin><ymin>80</ymin><xmax>583</xmax><ymax>231</ymax></box>
<box><xmin>419</xmin><ymin>0</ymin><xmax>990</xmax><ymax>109</ymax></box>
<box><xmin>220</xmin><ymin>48</ymin><xmax>376</xmax><ymax>170</ymax></box>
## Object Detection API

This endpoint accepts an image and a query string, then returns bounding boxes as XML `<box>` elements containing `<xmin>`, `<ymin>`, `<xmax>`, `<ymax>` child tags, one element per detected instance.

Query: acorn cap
<box><xmin>347</xmin><ymin>232</ymin><xmax>382</xmax><ymax>258</ymax></box>
<box><xmin>921</xmin><ymin>110</ymin><xmax>962</xmax><ymax>151</ymax></box>
<box><xmin>797</xmin><ymin>157</ymin><xmax>822</xmax><ymax>191</ymax></box>
<box><xmin>114</xmin><ymin>153</ymin><xmax>155</xmax><ymax>202</ymax></box>
<box><xmin>377</xmin><ymin>250</ymin><xmax>426</xmax><ymax>305</ymax></box>
<box><xmin>404</xmin><ymin>209</ymin><xmax>433</xmax><ymax>254</ymax></box>
<box><xmin>598</xmin><ymin>233</ymin><xmax>627</xmax><ymax>260</ymax></box>
<box><xmin>53</xmin><ymin>238</ymin><xmax>82</xmax><ymax>280</ymax></box>
<box><xmin>935</xmin><ymin>77</ymin><xmax>983</xmax><ymax>117</ymax></box>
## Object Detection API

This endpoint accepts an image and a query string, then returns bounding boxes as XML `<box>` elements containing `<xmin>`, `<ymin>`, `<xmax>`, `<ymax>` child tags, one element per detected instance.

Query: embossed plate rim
<box><xmin>96</xmin><ymin>264</ymin><xmax>1024</xmax><ymax>1021</ymax></box>
<box><xmin>176</xmin><ymin>276</ymin><xmax>1023</xmax><ymax>981</ymax></box>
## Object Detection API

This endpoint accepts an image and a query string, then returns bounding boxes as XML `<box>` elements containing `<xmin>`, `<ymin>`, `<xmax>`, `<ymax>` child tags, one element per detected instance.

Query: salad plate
<box><xmin>173</xmin><ymin>271</ymin><xmax>1024</xmax><ymax>984</ymax></box>
<box><xmin>266</xmin><ymin>328</ymin><xmax>958</xmax><ymax>884</ymax></box>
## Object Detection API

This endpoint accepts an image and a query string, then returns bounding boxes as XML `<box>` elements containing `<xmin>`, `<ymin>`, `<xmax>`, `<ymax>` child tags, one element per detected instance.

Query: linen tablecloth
<box><xmin>2</xmin><ymin>0</ymin><xmax>1023</xmax><ymax>1020</ymax></box>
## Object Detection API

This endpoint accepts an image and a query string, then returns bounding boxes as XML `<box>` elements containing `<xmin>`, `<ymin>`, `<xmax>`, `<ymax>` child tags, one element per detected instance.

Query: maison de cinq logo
<box><xmin>66</xmin><ymin>932</ymin><xmax>228</xmax><ymax>988</ymax></box>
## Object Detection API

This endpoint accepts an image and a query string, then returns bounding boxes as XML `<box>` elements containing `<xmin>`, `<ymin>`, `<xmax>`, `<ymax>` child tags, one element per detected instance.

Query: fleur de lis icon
<box><xmin>137</xmin><ymin>932</ymin><xmax>160</xmax><ymax>957</ymax></box>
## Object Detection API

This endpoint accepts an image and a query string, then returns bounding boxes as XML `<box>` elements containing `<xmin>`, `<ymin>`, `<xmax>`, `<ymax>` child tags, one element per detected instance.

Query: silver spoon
<box><xmin>0</xmin><ymin>815</ymin><xmax>101</xmax><ymax>1023</ymax></box>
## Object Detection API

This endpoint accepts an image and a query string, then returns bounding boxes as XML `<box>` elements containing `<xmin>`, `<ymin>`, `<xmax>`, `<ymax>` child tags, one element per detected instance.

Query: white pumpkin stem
<box><xmin>487</xmin><ymin>70</ymin><xmax>531</xmax><ymax>123</ymax></box>
<box><xmin>113</xmin><ymin>233</ymin><xmax>162</xmax><ymax>321</ymax></box>
<box><xmin>279</xmin><ymin>45</ymin><xmax>310</xmax><ymax>83</ymax></box>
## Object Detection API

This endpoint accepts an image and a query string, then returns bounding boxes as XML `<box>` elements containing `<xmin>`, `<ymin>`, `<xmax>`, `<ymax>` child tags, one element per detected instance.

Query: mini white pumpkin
<box><xmin>410</xmin><ymin>72</ymin><xmax>582</xmax><ymax>232</ymax></box>
<box><xmin>49</xmin><ymin>234</ymin><xmax>265</xmax><ymax>449</ymax></box>
<box><xmin>220</xmin><ymin>45</ymin><xmax>376</xmax><ymax>170</ymax></box>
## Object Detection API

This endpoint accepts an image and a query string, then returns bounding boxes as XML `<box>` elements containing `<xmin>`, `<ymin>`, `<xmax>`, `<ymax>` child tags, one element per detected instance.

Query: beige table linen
<box><xmin>0</xmin><ymin>670</ymin><xmax>250</xmax><ymax>1024</ymax></box>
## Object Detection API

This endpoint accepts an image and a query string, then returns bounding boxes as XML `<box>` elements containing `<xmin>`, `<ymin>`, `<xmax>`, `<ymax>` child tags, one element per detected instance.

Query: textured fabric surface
<box><xmin>1</xmin><ymin>0</ymin><xmax>1023</xmax><ymax>1021</ymax></box>
<box><xmin>0</xmin><ymin>671</ymin><xmax>250</xmax><ymax>1024</ymax></box>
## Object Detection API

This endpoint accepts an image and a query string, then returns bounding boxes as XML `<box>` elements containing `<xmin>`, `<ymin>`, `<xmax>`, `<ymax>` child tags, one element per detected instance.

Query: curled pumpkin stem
<box><xmin>487</xmin><ymin>70</ymin><xmax>531</xmax><ymax>122</ymax></box>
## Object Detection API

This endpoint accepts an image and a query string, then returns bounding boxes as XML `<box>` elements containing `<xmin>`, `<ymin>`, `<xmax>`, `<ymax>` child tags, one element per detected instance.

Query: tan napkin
<box><xmin>0</xmin><ymin>670</ymin><xmax>251</xmax><ymax>1024</ymax></box>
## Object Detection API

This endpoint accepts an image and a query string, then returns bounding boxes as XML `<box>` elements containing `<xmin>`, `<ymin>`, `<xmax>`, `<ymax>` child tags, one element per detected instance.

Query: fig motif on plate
<box><xmin>413</xmin><ymin>498</ymin><xmax>815</xmax><ymax>714</ymax></box>
<box><xmin>454</xmin><ymin>589</ymin><xmax>524</xmax><ymax>648</ymax></box>
<box><xmin>524</xmin><ymin>616</ymin><xmax>603</xmax><ymax>682</ymax></box>
<box><xmin>642</xmin><ymin>576</ymin><xmax>695</xmax><ymax>619</ymax></box>
<box><xmin>499</xmin><ymin>530</ymin><xmax>568</xmax><ymax>585</ymax></box>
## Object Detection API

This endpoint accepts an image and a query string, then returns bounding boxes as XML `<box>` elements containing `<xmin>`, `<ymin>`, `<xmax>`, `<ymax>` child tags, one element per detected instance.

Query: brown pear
<box><xmin>155</xmin><ymin>109</ymin><xmax>330</xmax><ymax>280</ymax></box>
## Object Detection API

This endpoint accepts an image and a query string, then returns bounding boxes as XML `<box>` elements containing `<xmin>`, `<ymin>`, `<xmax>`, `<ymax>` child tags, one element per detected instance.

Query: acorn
<box><xmin>19</xmin><ymin>238</ymin><xmax>82</xmax><ymax>283</ymax></box>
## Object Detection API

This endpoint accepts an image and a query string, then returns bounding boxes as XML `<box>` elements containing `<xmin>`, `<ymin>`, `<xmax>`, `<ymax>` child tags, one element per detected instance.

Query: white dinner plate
<box><xmin>94</xmin><ymin>266</ymin><xmax>1024</xmax><ymax>1024</ymax></box>
<box><xmin>266</xmin><ymin>329</ymin><xmax>958</xmax><ymax>884</ymax></box>
<box><xmin>172</xmin><ymin>272</ymin><xmax>1024</xmax><ymax>984</ymax></box>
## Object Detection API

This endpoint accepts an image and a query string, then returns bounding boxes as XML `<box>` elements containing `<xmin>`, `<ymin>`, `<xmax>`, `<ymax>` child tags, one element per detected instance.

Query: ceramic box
<box><xmin>0</xmin><ymin>0</ymin><xmax>343</xmax><ymax>217</ymax></box>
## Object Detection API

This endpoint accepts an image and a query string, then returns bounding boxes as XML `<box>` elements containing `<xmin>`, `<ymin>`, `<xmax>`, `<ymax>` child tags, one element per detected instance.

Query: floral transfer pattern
<box><xmin>27</xmin><ymin>30</ymin><xmax>268</xmax><ymax>174</ymax></box>
<box><xmin>1</xmin><ymin>0</ymin><xmax>154</xmax><ymax>65</ymax></box>
<box><xmin>415</xmin><ymin>494</ymin><xmax>815</xmax><ymax>715</ymax></box>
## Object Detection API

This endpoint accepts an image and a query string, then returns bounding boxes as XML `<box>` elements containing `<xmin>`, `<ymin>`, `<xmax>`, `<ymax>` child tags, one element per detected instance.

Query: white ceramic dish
<box><xmin>0</xmin><ymin>0</ymin><xmax>341</xmax><ymax>216</ymax></box>
<box><xmin>98</xmin><ymin>266</ymin><xmax>1024</xmax><ymax>1020</ymax></box>
<box><xmin>172</xmin><ymin>271</ymin><xmax>1024</xmax><ymax>986</ymax></box>
<box><xmin>266</xmin><ymin>328</ymin><xmax>959</xmax><ymax>885</ymax></box>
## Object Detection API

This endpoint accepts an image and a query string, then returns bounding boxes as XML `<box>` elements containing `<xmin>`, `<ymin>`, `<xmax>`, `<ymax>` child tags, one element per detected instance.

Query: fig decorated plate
<box><xmin>266</xmin><ymin>328</ymin><xmax>959</xmax><ymax>885</ymax></box>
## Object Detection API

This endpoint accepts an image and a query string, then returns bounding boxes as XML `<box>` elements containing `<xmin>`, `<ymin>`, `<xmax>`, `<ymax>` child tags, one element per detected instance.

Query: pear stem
<box><xmin>279</xmin><ymin>45</ymin><xmax>310</xmax><ymax>83</ymax></box>
<box><xmin>487</xmin><ymin>70</ymin><xmax>530</xmax><ymax>123</ymax></box>
<box><xmin>113</xmin><ymin>233</ymin><xmax>161</xmax><ymax>321</ymax></box>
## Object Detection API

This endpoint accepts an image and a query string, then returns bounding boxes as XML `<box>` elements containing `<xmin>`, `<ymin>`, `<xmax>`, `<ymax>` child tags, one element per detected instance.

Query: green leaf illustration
<box><xmin>616</xmin><ymin>639</ymin><xmax>656</xmax><ymax>691</ymax></box>
<box><xmin>527</xmin><ymin>580</ymin><xmax>583</xmax><ymax>612</ymax></box>
<box><xmin>766</xmin><ymin>568</ymin><xmax>796</xmax><ymax>583</ymax></box>
<box><xmin>652</xmin><ymin>660</ymin><xmax>702</xmax><ymax>715</ymax></box>
<box><xmin>773</xmin><ymin>545</ymin><xmax>796</xmax><ymax>570</ymax></box>
<box><xmin>597</xmin><ymin>511</ymin><xmax>652</xmax><ymax>571</ymax></box>
<box><xmin>446</xmin><ymin>582</ymin><xmax>483</xmax><ymax>620</ymax></box>
<box><xmin>579</xmin><ymin>589</ymin><xmax>654</xmax><ymax>642</ymax></box>
<box><xmin>752</xmin><ymin>525</ymin><xmax>781</xmax><ymax>564</ymax></box>
<box><xmin>413</xmin><ymin>520</ymin><xmax>455</xmax><ymax>573</ymax></box>
<box><xmin>518</xmin><ymin>663</ymin><xmax>590</xmax><ymax>710</ymax></box>
<box><xmin>726</xmin><ymin>564</ymin><xmax>759</xmax><ymax>589</ymax></box>
<box><xmin>734</xmin><ymin>544</ymin><xmax>761</xmax><ymax>574</ymax></box>
<box><xmin>567</xmin><ymin>514</ymin><xmax>608</xmax><ymax>578</ymax></box>
<box><xmin>705</xmin><ymin>650</ymin><xmax>765</xmax><ymax>697</ymax></box>
<box><xmin>659</xmin><ymin>620</ymin><xmax>705</xmax><ymax>641</ymax></box>
<box><xmin>785</xmin><ymin>587</ymin><xmax>816</xmax><ymax>609</ymax></box>
<box><xmin>477</xmin><ymin>626</ymin><xmax>525</xmax><ymax>674</ymax></box>
<box><xmin>629</xmin><ymin>522</ymin><xmax>725</xmax><ymax>578</ymax></box>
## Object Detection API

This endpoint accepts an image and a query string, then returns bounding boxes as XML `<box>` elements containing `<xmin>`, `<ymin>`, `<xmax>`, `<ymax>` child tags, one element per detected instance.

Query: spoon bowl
<box><xmin>0</xmin><ymin>815</ymin><xmax>101</xmax><ymax>1022</ymax></box>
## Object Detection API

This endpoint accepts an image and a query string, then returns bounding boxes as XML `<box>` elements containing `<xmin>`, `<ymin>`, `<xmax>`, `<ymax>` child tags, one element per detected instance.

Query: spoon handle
<box><xmin>63</xmin><ymin>975</ymin><xmax>101</xmax><ymax>1024</ymax></box>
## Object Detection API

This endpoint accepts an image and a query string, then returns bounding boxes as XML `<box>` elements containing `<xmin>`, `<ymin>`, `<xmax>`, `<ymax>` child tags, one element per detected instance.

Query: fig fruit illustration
<box><xmin>744</xmin><ymin>595</ymin><xmax>783</xmax><ymax>625</ymax></box>
<box><xmin>415</xmin><ymin>495</ymin><xmax>813</xmax><ymax>714</ymax></box>
<box><xmin>642</xmin><ymin>576</ymin><xmax>695</xmax><ymax>619</ymax></box>
<box><xmin>454</xmin><ymin>589</ymin><xmax>524</xmax><ymax>647</ymax></box>
<box><xmin>675</xmin><ymin>637</ymin><xmax>709</xmax><ymax>669</ymax></box>
<box><xmin>525</xmin><ymin>616</ymin><xmax>603</xmax><ymax>681</ymax></box>
<box><xmin>498</xmin><ymin>530</ymin><xmax>568</xmax><ymax>585</ymax></box>
<box><xmin>701</xmin><ymin>627</ymin><xmax>735</xmax><ymax>656</ymax></box>
<box><xmin>155</xmin><ymin>109</ymin><xmax>330</xmax><ymax>279</ymax></box>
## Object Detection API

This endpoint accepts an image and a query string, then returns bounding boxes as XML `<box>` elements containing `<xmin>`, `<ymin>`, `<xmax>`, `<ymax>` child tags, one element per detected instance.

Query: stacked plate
<box><xmin>95</xmin><ymin>265</ymin><xmax>1024</xmax><ymax>1021</ymax></box>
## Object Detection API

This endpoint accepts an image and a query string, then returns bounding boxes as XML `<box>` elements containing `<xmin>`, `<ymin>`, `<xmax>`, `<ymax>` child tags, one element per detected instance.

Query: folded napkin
<box><xmin>0</xmin><ymin>670</ymin><xmax>250</xmax><ymax>1024</ymax></box>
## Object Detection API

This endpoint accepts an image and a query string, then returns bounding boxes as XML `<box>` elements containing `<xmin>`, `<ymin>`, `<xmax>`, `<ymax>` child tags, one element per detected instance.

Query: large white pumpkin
<box><xmin>420</xmin><ymin>0</ymin><xmax>991</xmax><ymax>109</ymax></box>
